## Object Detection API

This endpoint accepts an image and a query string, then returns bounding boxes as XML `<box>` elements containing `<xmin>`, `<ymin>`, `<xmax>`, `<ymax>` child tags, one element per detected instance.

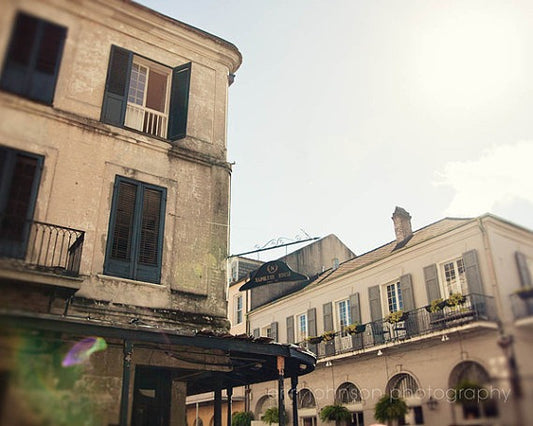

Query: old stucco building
<box><xmin>239</xmin><ymin>209</ymin><xmax>533</xmax><ymax>426</ymax></box>
<box><xmin>0</xmin><ymin>1</ymin><xmax>315</xmax><ymax>425</ymax></box>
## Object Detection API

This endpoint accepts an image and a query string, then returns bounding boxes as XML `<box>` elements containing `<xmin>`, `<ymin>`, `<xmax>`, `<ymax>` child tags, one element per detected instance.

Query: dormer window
<box><xmin>101</xmin><ymin>46</ymin><xmax>191</xmax><ymax>141</ymax></box>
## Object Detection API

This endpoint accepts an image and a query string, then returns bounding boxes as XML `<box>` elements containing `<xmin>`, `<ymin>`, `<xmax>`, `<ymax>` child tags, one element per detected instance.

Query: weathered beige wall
<box><xmin>0</xmin><ymin>0</ymin><xmax>242</xmax><ymax>323</ymax></box>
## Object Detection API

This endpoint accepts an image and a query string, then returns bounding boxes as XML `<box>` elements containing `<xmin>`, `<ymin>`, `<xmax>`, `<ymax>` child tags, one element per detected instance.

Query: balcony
<box><xmin>301</xmin><ymin>293</ymin><xmax>497</xmax><ymax>359</ymax></box>
<box><xmin>0</xmin><ymin>219</ymin><xmax>84</xmax><ymax>277</ymax></box>
<box><xmin>510</xmin><ymin>290</ymin><xmax>533</xmax><ymax>321</ymax></box>
<box><xmin>125</xmin><ymin>103</ymin><xmax>168</xmax><ymax>138</ymax></box>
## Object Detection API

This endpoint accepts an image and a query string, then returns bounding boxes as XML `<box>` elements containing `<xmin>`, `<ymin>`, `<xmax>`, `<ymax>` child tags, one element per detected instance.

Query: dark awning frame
<box><xmin>0</xmin><ymin>309</ymin><xmax>316</xmax><ymax>394</ymax></box>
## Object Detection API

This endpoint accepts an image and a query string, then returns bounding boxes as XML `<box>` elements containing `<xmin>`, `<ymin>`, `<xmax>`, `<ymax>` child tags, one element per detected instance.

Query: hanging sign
<box><xmin>239</xmin><ymin>260</ymin><xmax>308</xmax><ymax>291</ymax></box>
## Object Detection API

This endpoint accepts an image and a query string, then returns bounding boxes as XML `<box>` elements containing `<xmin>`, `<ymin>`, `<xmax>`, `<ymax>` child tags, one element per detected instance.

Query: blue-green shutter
<box><xmin>104</xmin><ymin>176</ymin><xmax>165</xmax><ymax>284</ymax></box>
<box><xmin>270</xmin><ymin>321</ymin><xmax>278</xmax><ymax>342</ymax></box>
<box><xmin>167</xmin><ymin>62</ymin><xmax>191</xmax><ymax>141</ymax></box>
<box><xmin>350</xmin><ymin>293</ymin><xmax>363</xmax><ymax>349</ymax></box>
<box><xmin>307</xmin><ymin>308</ymin><xmax>317</xmax><ymax>353</ymax></box>
<box><xmin>463</xmin><ymin>250</ymin><xmax>484</xmax><ymax>295</ymax></box>
<box><xmin>368</xmin><ymin>285</ymin><xmax>384</xmax><ymax>344</ymax></box>
<box><xmin>1</xmin><ymin>13</ymin><xmax>66</xmax><ymax>104</ymax></box>
<box><xmin>101</xmin><ymin>45</ymin><xmax>132</xmax><ymax>126</ymax></box>
<box><xmin>515</xmin><ymin>251</ymin><xmax>532</xmax><ymax>288</ymax></box>
<box><xmin>323</xmin><ymin>302</ymin><xmax>335</xmax><ymax>356</ymax></box>
<box><xmin>400</xmin><ymin>274</ymin><xmax>419</xmax><ymax>335</ymax></box>
<box><xmin>423</xmin><ymin>264</ymin><xmax>441</xmax><ymax>303</ymax></box>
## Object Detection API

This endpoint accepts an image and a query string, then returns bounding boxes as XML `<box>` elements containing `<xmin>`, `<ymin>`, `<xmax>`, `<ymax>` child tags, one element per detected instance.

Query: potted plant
<box><xmin>343</xmin><ymin>323</ymin><xmax>366</xmax><ymax>334</ymax></box>
<box><xmin>322</xmin><ymin>330</ymin><xmax>336</xmax><ymax>341</ymax></box>
<box><xmin>446</xmin><ymin>292</ymin><xmax>466</xmax><ymax>307</ymax></box>
<box><xmin>385</xmin><ymin>310</ymin><xmax>408</xmax><ymax>324</ymax></box>
<box><xmin>306</xmin><ymin>335</ymin><xmax>323</xmax><ymax>345</ymax></box>
<box><xmin>319</xmin><ymin>404</ymin><xmax>352</xmax><ymax>426</ymax></box>
<box><xmin>516</xmin><ymin>287</ymin><xmax>533</xmax><ymax>300</ymax></box>
<box><xmin>231</xmin><ymin>411</ymin><xmax>254</xmax><ymax>426</ymax></box>
<box><xmin>374</xmin><ymin>394</ymin><xmax>408</xmax><ymax>426</ymax></box>
<box><xmin>425</xmin><ymin>298</ymin><xmax>446</xmax><ymax>313</ymax></box>
<box><xmin>261</xmin><ymin>407</ymin><xmax>287</xmax><ymax>425</ymax></box>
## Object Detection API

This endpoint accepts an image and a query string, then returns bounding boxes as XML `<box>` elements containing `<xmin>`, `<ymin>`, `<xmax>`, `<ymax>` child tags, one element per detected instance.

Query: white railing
<box><xmin>125</xmin><ymin>103</ymin><xmax>168</xmax><ymax>138</ymax></box>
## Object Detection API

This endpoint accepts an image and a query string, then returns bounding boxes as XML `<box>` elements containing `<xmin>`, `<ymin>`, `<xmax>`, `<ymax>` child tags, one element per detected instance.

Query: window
<box><xmin>442</xmin><ymin>258</ymin><xmax>467</xmax><ymax>296</ymax></box>
<box><xmin>104</xmin><ymin>176</ymin><xmax>166</xmax><ymax>283</ymax></box>
<box><xmin>386</xmin><ymin>281</ymin><xmax>403</xmax><ymax>313</ymax></box>
<box><xmin>296</xmin><ymin>313</ymin><xmax>308</xmax><ymax>342</ymax></box>
<box><xmin>234</xmin><ymin>295</ymin><xmax>243</xmax><ymax>324</ymax></box>
<box><xmin>336</xmin><ymin>382</ymin><xmax>362</xmax><ymax>404</ymax></box>
<box><xmin>336</xmin><ymin>299</ymin><xmax>352</xmax><ymax>330</ymax></box>
<box><xmin>350</xmin><ymin>412</ymin><xmax>364</xmax><ymax>426</ymax></box>
<box><xmin>0</xmin><ymin>146</ymin><xmax>43</xmax><ymax>258</ymax></box>
<box><xmin>101</xmin><ymin>45</ymin><xmax>191</xmax><ymax>141</ymax></box>
<box><xmin>0</xmin><ymin>12</ymin><xmax>66</xmax><ymax>104</ymax></box>
<box><xmin>261</xmin><ymin>325</ymin><xmax>272</xmax><ymax>338</ymax></box>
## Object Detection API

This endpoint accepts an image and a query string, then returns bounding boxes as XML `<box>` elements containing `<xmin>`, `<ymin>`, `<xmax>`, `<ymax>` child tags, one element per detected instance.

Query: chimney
<box><xmin>392</xmin><ymin>207</ymin><xmax>412</xmax><ymax>243</ymax></box>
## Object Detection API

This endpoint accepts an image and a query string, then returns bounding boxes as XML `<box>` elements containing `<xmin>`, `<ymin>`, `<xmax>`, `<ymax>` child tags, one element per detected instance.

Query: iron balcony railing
<box><xmin>510</xmin><ymin>291</ymin><xmax>533</xmax><ymax>320</ymax></box>
<box><xmin>0</xmin><ymin>218</ymin><xmax>84</xmax><ymax>276</ymax></box>
<box><xmin>299</xmin><ymin>293</ymin><xmax>497</xmax><ymax>359</ymax></box>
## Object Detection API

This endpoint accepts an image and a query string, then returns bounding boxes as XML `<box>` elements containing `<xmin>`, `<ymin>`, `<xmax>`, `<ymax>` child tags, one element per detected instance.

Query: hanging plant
<box><xmin>319</xmin><ymin>404</ymin><xmax>352</xmax><ymax>426</ymax></box>
<box><xmin>231</xmin><ymin>411</ymin><xmax>254</xmax><ymax>426</ymax></box>
<box><xmin>385</xmin><ymin>310</ymin><xmax>408</xmax><ymax>324</ymax></box>
<box><xmin>452</xmin><ymin>380</ymin><xmax>485</xmax><ymax>404</ymax></box>
<box><xmin>446</xmin><ymin>293</ymin><xmax>466</xmax><ymax>307</ymax></box>
<box><xmin>322</xmin><ymin>330</ymin><xmax>336</xmax><ymax>341</ymax></box>
<box><xmin>374</xmin><ymin>394</ymin><xmax>408</xmax><ymax>426</ymax></box>
<box><xmin>261</xmin><ymin>407</ymin><xmax>287</xmax><ymax>425</ymax></box>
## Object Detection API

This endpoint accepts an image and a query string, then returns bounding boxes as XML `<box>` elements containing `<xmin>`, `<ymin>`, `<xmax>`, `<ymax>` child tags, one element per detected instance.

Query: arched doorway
<box><xmin>336</xmin><ymin>382</ymin><xmax>363</xmax><ymax>425</ymax></box>
<box><xmin>298</xmin><ymin>388</ymin><xmax>317</xmax><ymax>426</ymax></box>
<box><xmin>449</xmin><ymin>361</ymin><xmax>498</xmax><ymax>421</ymax></box>
<box><xmin>385</xmin><ymin>373</ymin><xmax>424</xmax><ymax>425</ymax></box>
<box><xmin>255</xmin><ymin>394</ymin><xmax>276</xmax><ymax>420</ymax></box>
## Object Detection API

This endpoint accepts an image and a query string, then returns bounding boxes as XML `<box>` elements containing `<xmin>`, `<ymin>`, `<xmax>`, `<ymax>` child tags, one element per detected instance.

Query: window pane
<box><xmin>128</xmin><ymin>63</ymin><xmax>146</xmax><ymax>105</ymax></box>
<box><xmin>138</xmin><ymin>188</ymin><xmax>162</xmax><ymax>265</ymax></box>
<box><xmin>146</xmin><ymin>69</ymin><xmax>167</xmax><ymax>112</ymax></box>
<box><xmin>111</xmin><ymin>182</ymin><xmax>137</xmax><ymax>260</ymax></box>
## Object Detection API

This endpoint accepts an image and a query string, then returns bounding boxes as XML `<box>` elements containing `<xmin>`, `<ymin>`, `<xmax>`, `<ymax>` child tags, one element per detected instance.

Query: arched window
<box><xmin>298</xmin><ymin>388</ymin><xmax>317</xmax><ymax>409</ymax></box>
<box><xmin>386</xmin><ymin>373</ymin><xmax>419</xmax><ymax>398</ymax></box>
<box><xmin>449</xmin><ymin>361</ymin><xmax>498</xmax><ymax>420</ymax></box>
<box><xmin>336</xmin><ymin>382</ymin><xmax>362</xmax><ymax>404</ymax></box>
<box><xmin>255</xmin><ymin>394</ymin><xmax>276</xmax><ymax>418</ymax></box>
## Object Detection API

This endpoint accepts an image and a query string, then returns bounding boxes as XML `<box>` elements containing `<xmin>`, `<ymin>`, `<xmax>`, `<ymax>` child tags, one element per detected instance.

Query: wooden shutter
<box><xmin>104</xmin><ymin>176</ymin><xmax>166</xmax><ymax>284</ymax></box>
<box><xmin>30</xmin><ymin>20</ymin><xmax>67</xmax><ymax>103</ymax></box>
<box><xmin>350</xmin><ymin>293</ymin><xmax>361</xmax><ymax>323</ymax></box>
<box><xmin>270</xmin><ymin>321</ymin><xmax>278</xmax><ymax>342</ymax></box>
<box><xmin>0</xmin><ymin>148</ymin><xmax>43</xmax><ymax>258</ymax></box>
<box><xmin>463</xmin><ymin>250</ymin><xmax>484</xmax><ymax>295</ymax></box>
<box><xmin>135</xmin><ymin>186</ymin><xmax>166</xmax><ymax>283</ymax></box>
<box><xmin>101</xmin><ymin>45</ymin><xmax>132</xmax><ymax>126</ymax></box>
<box><xmin>400</xmin><ymin>274</ymin><xmax>419</xmax><ymax>335</ymax></box>
<box><xmin>252</xmin><ymin>328</ymin><xmax>260</xmax><ymax>338</ymax></box>
<box><xmin>167</xmin><ymin>62</ymin><xmax>191</xmax><ymax>141</ymax></box>
<box><xmin>368</xmin><ymin>285</ymin><xmax>382</xmax><ymax>321</ymax></box>
<box><xmin>286</xmin><ymin>316</ymin><xmax>295</xmax><ymax>344</ymax></box>
<box><xmin>515</xmin><ymin>251</ymin><xmax>532</xmax><ymax>287</ymax></box>
<box><xmin>350</xmin><ymin>293</ymin><xmax>363</xmax><ymax>349</ymax></box>
<box><xmin>0</xmin><ymin>13</ymin><xmax>66</xmax><ymax>104</ymax></box>
<box><xmin>323</xmin><ymin>302</ymin><xmax>334</xmax><ymax>331</ymax></box>
<box><xmin>307</xmin><ymin>308</ymin><xmax>317</xmax><ymax>354</ymax></box>
<box><xmin>368</xmin><ymin>285</ymin><xmax>384</xmax><ymax>344</ymax></box>
<box><xmin>424</xmin><ymin>264</ymin><xmax>441</xmax><ymax>303</ymax></box>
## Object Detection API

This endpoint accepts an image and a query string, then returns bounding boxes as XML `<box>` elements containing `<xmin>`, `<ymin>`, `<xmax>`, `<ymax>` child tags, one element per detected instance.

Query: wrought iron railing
<box><xmin>299</xmin><ymin>293</ymin><xmax>497</xmax><ymax>358</ymax></box>
<box><xmin>0</xmin><ymin>219</ymin><xmax>84</xmax><ymax>276</ymax></box>
<box><xmin>510</xmin><ymin>291</ymin><xmax>533</xmax><ymax>320</ymax></box>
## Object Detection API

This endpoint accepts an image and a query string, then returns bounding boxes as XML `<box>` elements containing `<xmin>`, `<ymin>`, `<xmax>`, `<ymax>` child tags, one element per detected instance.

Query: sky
<box><xmin>139</xmin><ymin>0</ymin><xmax>533</xmax><ymax>260</ymax></box>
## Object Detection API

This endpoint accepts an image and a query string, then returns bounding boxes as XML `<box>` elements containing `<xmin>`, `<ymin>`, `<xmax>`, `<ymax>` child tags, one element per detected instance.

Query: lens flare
<box><xmin>62</xmin><ymin>337</ymin><xmax>107</xmax><ymax>367</ymax></box>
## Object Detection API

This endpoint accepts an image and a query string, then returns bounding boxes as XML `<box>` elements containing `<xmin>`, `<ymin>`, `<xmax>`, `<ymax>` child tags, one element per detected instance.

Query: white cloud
<box><xmin>435</xmin><ymin>141</ymin><xmax>533</xmax><ymax>217</ymax></box>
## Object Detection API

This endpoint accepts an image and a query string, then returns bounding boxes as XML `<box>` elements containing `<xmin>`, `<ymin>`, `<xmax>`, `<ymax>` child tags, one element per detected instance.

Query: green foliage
<box><xmin>319</xmin><ymin>404</ymin><xmax>352</xmax><ymax>424</ymax></box>
<box><xmin>446</xmin><ymin>292</ymin><xmax>466</xmax><ymax>307</ymax></box>
<box><xmin>453</xmin><ymin>380</ymin><xmax>485</xmax><ymax>404</ymax></box>
<box><xmin>261</xmin><ymin>407</ymin><xmax>287</xmax><ymax>425</ymax></box>
<box><xmin>429</xmin><ymin>298</ymin><xmax>445</xmax><ymax>312</ymax></box>
<box><xmin>231</xmin><ymin>411</ymin><xmax>254</xmax><ymax>426</ymax></box>
<box><xmin>374</xmin><ymin>395</ymin><xmax>408</xmax><ymax>424</ymax></box>
<box><xmin>385</xmin><ymin>310</ymin><xmax>406</xmax><ymax>324</ymax></box>
<box><xmin>322</xmin><ymin>330</ymin><xmax>336</xmax><ymax>341</ymax></box>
